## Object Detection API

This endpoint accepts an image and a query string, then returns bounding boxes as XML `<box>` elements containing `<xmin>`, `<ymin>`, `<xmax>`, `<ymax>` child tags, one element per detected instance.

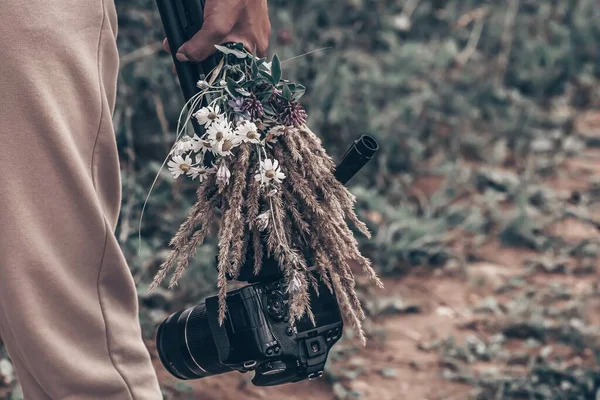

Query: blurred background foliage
<box><xmin>113</xmin><ymin>1</ymin><xmax>600</xmax><ymax>398</ymax></box>
<box><xmin>2</xmin><ymin>0</ymin><xmax>600</xmax><ymax>398</ymax></box>
<box><xmin>113</xmin><ymin>0</ymin><xmax>599</xmax><ymax>304</ymax></box>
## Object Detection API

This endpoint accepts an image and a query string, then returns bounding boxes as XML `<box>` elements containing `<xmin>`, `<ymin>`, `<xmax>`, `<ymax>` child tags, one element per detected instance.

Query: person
<box><xmin>0</xmin><ymin>0</ymin><xmax>270</xmax><ymax>398</ymax></box>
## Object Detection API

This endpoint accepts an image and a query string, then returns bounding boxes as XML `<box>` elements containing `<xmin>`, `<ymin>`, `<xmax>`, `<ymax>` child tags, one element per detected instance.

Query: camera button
<box><xmin>266</xmin><ymin>348</ymin><xmax>273</xmax><ymax>356</ymax></box>
<box><xmin>274</xmin><ymin>346</ymin><xmax>280</xmax><ymax>354</ymax></box>
<box><xmin>308</xmin><ymin>372</ymin><xmax>319</xmax><ymax>380</ymax></box>
<box><xmin>305</xmin><ymin>337</ymin><xmax>326</xmax><ymax>358</ymax></box>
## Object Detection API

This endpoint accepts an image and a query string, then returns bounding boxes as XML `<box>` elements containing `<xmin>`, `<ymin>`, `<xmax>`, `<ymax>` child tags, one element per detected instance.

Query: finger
<box><xmin>177</xmin><ymin>18</ymin><xmax>232</xmax><ymax>62</ymax></box>
<box><xmin>256</xmin><ymin>42</ymin><xmax>268</xmax><ymax>58</ymax></box>
<box><xmin>162</xmin><ymin>38</ymin><xmax>171</xmax><ymax>54</ymax></box>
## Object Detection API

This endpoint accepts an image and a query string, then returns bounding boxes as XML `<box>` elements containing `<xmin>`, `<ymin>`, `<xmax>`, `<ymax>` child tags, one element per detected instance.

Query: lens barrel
<box><xmin>334</xmin><ymin>134</ymin><xmax>379</xmax><ymax>185</ymax></box>
<box><xmin>156</xmin><ymin>303</ymin><xmax>232</xmax><ymax>379</ymax></box>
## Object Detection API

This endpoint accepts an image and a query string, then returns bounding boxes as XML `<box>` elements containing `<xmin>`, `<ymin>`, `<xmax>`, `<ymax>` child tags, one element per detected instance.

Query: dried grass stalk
<box><xmin>152</xmin><ymin>123</ymin><xmax>382</xmax><ymax>340</ymax></box>
<box><xmin>149</xmin><ymin>174</ymin><xmax>218</xmax><ymax>291</ymax></box>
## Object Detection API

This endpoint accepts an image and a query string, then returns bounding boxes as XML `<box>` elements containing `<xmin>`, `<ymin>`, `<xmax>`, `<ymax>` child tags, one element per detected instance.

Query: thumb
<box><xmin>176</xmin><ymin>19</ymin><xmax>231</xmax><ymax>62</ymax></box>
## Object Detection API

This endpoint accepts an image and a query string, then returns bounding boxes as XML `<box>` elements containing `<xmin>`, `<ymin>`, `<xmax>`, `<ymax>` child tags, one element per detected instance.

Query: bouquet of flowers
<box><xmin>148</xmin><ymin>43</ymin><xmax>383</xmax><ymax>343</ymax></box>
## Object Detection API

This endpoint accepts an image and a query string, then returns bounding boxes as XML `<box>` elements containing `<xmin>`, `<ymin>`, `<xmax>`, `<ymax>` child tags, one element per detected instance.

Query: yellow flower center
<box><xmin>222</xmin><ymin>140</ymin><xmax>233</xmax><ymax>152</ymax></box>
<box><xmin>216</xmin><ymin>131</ymin><xmax>224</xmax><ymax>141</ymax></box>
<box><xmin>265</xmin><ymin>170</ymin><xmax>275</xmax><ymax>178</ymax></box>
<box><xmin>208</xmin><ymin>112</ymin><xmax>217</xmax><ymax>120</ymax></box>
<box><xmin>247</xmin><ymin>131</ymin><xmax>258</xmax><ymax>139</ymax></box>
<box><xmin>179</xmin><ymin>163</ymin><xmax>191</xmax><ymax>172</ymax></box>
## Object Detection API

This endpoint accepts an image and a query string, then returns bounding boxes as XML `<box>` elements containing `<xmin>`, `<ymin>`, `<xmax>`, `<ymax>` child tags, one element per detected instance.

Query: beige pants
<box><xmin>0</xmin><ymin>1</ymin><xmax>162</xmax><ymax>398</ymax></box>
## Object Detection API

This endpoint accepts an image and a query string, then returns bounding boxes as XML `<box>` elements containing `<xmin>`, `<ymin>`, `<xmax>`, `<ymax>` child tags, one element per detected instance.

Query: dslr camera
<box><xmin>157</xmin><ymin>273</ymin><xmax>343</xmax><ymax>386</ymax></box>
<box><xmin>155</xmin><ymin>0</ymin><xmax>380</xmax><ymax>386</ymax></box>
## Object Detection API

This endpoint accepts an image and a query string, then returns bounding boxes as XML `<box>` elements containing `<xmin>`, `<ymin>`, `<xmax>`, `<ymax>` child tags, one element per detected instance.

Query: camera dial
<box><xmin>266</xmin><ymin>290</ymin><xmax>286</xmax><ymax>321</ymax></box>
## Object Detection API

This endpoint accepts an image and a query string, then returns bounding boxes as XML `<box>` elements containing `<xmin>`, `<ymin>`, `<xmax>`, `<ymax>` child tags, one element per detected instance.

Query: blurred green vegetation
<box><xmin>113</xmin><ymin>0</ymin><xmax>599</xmax><ymax>299</ymax></box>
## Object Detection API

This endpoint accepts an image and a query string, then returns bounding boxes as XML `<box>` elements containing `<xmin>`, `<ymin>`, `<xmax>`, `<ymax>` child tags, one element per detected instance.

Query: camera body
<box><xmin>157</xmin><ymin>272</ymin><xmax>343</xmax><ymax>386</ymax></box>
<box><xmin>208</xmin><ymin>276</ymin><xmax>342</xmax><ymax>385</ymax></box>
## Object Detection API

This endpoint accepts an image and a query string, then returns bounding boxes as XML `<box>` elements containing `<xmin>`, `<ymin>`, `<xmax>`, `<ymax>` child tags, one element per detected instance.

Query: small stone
<box><xmin>333</xmin><ymin>382</ymin><xmax>348</xmax><ymax>400</ymax></box>
<box><xmin>379</xmin><ymin>368</ymin><xmax>398</xmax><ymax>378</ymax></box>
<box><xmin>540</xmin><ymin>345</ymin><xmax>553</xmax><ymax>359</ymax></box>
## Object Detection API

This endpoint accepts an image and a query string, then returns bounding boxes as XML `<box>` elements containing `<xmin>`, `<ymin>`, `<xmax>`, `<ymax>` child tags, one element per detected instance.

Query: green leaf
<box><xmin>263</xmin><ymin>105</ymin><xmax>277</xmax><ymax>116</ymax></box>
<box><xmin>257</xmin><ymin>90</ymin><xmax>273</xmax><ymax>102</ymax></box>
<box><xmin>226</xmin><ymin>78</ymin><xmax>251</xmax><ymax>97</ymax></box>
<box><xmin>271</xmin><ymin>55</ymin><xmax>282</xmax><ymax>83</ymax></box>
<box><xmin>214</xmin><ymin>44</ymin><xmax>247</xmax><ymax>59</ymax></box>
<box><xmin>282</xmin><ymin>83</ymin><xmax>292</xmax><ymax>100</ymax></box>
<box><xmin>289</xmin><ymin>83</ymin><xmax>306</xmax><ymax>101</ymax></box>
<box><xmin>293</xmin><ymin>91</ymin><xmax>305</xmax><ymax>101</ymax></box>
<box><xmin>259</xmin><ymin>69</ymin><xmax>275</xmax><ymax>84</ymax></box>
<box><xmin>251</xmin><ymin>59</ymin><xmax>258</xmax><ymax>79</ymax></box>
<box><xmin>226</xmin><ymin>78</ymin><xmax>241</xmax><ymax>98</ymax></box>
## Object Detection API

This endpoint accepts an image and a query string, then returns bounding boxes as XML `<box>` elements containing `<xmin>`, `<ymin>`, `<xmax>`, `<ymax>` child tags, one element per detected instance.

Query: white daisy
<box><xmin>187</xmin><ymin>165</ymin><xmax>209</xmax><ymax>182</ymax></box>
<box><xmin>254</xmin><ymin>158</ymin><xmax>286</xmax><ymax>184</ymax></box>
<box><xmin>207</xmin><ymin>119</ymin><xmax>241</xmax><ymax>156</ymax></box>
<box><xmin>171</xmin><ymin>137</ymin><xmax>194</xmax><ymax>156</ymax></box>
<box><xmin>190</xmin><ymin>134</ymin><xmax>212</xmax><ymax>154</ymax></box>
<box><xmin>216</xmin><ymin>163</ymin><xmax>231</xmax><ymax>186</ymax></box>
<box><xmin>235</xmin><ymin>121</ymin><xmax>261</xmax><ymax>144</ymax></box>
<box><xmin>193</xmin><ymin>105</ymin><xmax>221</xmax><ymax>128</ymax></box>
<box><xmin>167</xmin><ymin>154</ymin><xmax>193</xmax><ymax>179</ymax></box>
<box><xmin>255</xmin><ymin>211</ymin><xmax>270</xmax><ymax>231</ymax></box>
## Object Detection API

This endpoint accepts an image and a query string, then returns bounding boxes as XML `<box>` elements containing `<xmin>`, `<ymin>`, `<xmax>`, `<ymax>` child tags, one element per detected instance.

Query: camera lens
<box><xmin>156</xmin><ymin>303</ymin><xmax>232</xmax><ymax>380</ymax></box>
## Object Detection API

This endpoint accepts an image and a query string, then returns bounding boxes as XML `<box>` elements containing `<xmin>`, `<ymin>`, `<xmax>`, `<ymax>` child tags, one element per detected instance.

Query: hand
<box><xmin>163</xmin><ymin>0</ymin><xmax>271</xmax><ymax>63</ymax></box>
